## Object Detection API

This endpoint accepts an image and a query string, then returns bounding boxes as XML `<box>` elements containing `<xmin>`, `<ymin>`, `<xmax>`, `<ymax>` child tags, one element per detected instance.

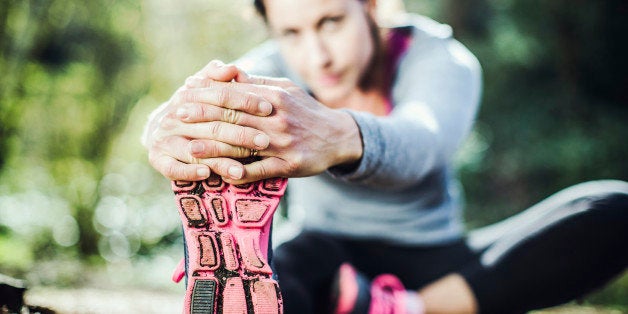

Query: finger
<box><xmin>223</xmin><ymin>157</ymin><xmax>287</xmax><ymax>184</ymax></box>
<box><xmin>217</xmin><ymin>77</ymin><xmax>301</xmax><ymax>110</ymax></box>
<box><xmin>148</xmin><ymin>151</ymin><xmax>210</xmax><ymax>181</ymax></box>
<box><xmin>176</xmin><ymin>85</ymin><xmax>273</xmax><ymax>117</ymax></box>
<box><xmin>200</xmin><ymin>157</ymin><xmax>246</xmax><ymax>181</ymax></box>
<box><xmin>188</xmin><ymin>65</ymin><xmax>250</xmax><ymax>87</ymax></box>
<box><xmin>189</xmin><ymin>139</ymin><xmax>263</xmax><ymax>159</ymax></box>
<box><xmin>194</xmin><ymin>60</ymin><xmax>240</xmax><ymax>82</ymax></box>
<box><xmin>149</xmin><ymin>134</ymin><xmax>250</xmax><ymax>181</ymax></box>
<box><xmin>176</xmin><ymin>102</ymin><xmax>270</xmax><ymax>130</ymax></box>
<box><xmin>241</xmin><ymin>74</ymin><xmax>295</xmax><ymax>89</ymax></box>
<box><xmin>184</xmin><ymin>121</ymin><xmax>270</xmax><ymax>150</ymax></box>
<box><xmin>184</xmin><ymin>75</ymin><xmax>209</xmax><ymax>88</ymax></box>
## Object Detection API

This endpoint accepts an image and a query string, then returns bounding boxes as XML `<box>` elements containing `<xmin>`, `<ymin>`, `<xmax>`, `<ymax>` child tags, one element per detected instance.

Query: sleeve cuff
<box><xmin>327</xmin><ymin>110</ymin><xmax>384</xmax><ymax>182</ymax></box>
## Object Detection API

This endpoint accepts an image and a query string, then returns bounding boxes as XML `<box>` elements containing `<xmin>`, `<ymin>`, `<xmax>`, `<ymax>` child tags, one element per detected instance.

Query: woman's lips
<box><xmin>318</xmin><ymin>73</ymin><xmax>342</xmax><ymax>87</ymax></box>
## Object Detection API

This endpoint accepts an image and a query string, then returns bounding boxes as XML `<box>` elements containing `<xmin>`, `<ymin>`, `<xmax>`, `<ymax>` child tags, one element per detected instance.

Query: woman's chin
<box><xmin>312</xmin><ymin>88</ymin><xmax>353</xmax><ymax>107</ymax></box>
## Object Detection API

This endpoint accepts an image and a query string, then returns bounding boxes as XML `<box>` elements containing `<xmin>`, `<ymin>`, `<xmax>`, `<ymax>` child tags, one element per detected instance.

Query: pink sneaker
<box><xmin>332</xmin><ymin>263</ymin><xmax>370</xmax><ymax>314</ymax></box>
<box><xmin>171</xmin><ymin>173</ymin><xmax>286</xmax><ymax>314</ymax></box>
<box><xmin>333</xmin><ymin>263</ymin><xmax>423</xmax><ymax>314</ymax></box>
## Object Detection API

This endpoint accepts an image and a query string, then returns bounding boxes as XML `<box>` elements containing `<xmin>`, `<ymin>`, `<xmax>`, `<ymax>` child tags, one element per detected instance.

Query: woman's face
<box><xmin>264</xmin><ymin>0</ymin><xmax>376</xmax><ymax>105</ymax></box>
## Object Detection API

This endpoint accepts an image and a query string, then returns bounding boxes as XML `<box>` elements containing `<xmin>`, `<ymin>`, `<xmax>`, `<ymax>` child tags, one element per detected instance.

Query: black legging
<box><xmin>272</xmin><ymin>181</ymin><xmax>628</xmax><ymax>314</ymax></box>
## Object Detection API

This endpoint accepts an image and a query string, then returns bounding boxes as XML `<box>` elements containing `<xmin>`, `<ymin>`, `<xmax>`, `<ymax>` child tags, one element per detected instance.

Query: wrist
<box><xmin>330</xmin><ymin>109</ymin><xmax>363</xmax><ymax>170</ymax></box>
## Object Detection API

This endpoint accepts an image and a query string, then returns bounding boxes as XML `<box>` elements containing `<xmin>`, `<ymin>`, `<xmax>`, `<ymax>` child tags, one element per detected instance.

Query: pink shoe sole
<box><xmin>172</xmin><ymin>173</ymin><xmax>286</xmax><ymax>314</ymax></box>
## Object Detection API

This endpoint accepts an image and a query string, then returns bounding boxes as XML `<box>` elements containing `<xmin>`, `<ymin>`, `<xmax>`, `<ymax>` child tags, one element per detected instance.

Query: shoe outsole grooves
<box><xmin>173</xmin><ymin>173</ymin><xmax>286</xmax><ymax>314</ymax></box>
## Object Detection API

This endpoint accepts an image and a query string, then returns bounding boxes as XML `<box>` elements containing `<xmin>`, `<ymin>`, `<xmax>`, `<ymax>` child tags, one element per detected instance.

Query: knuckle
<box><xmin>235</xmin><ymin>128</ymin><xmax>247</xmax><ymax>145</ymax></box>
<box><xmin>207</xmin><ymin>121</ymin><xmax>222</xmax><ymax>137</ymax></box>
<box><xmin>203</xmin><ymin>79</ymin><xmax>215</xmax><ymax>89</ymax></box>
<box><xmin>159</xmin><ymin>117</ymin><xmax>177</xmax><ymax>130</ymax></box>
<box><xmin>217</xmin><ymin>87</ymin><xmax>229</xmax><ymax>105</ymax></box>
<box><xmin>152</xmin><ymin>136</ymin><xmax>168</xmax><ymax>151</ymax></box>
<box><xmin>232</xmin><ymin>110</ymin><xmax>242</xmax><ymax>124</ymax></box>
<box><xmin>277</xmin><ymin>89</ymin><xmax>290</xmax><ymax>103</ymax></box>
<box><xmin>178</xmin><ymin>90</ymin><xmax>193</xmax><ymax>103</ymax></box>
<box><xmin>286</xmin><ymin>162</ymin><xmax>299</xmax><ymax>176</ymax></box>
<box><xmin>285</xmin><ymin>155</ymin><xmax>302</xmax><ymax>174</ymax></box>
<box><xmin>204</xmin><ymin>141</ymin><xmax>220</xmax><ymax>157</ymax></box>
<box><xmin>273</xmin><ymin>113</ymin><xmax>291</xmax><ymax>133</ymax></box>
<box><xmin>243</xmin><ymin>92</ymin><xmax>257</xmax><ymax>112</ymax></box>
<box><xmin>273</xmin><ymin>134</ymin><xmax>291</xmax><ymax>149</ymax></box>
<box><xmin>210</xmin><ymin>159</ymin><xmax>234</xmax><ymax>178</ymax></box>
<box><xmin>197</xmin><ymin>103</ymin><xmax>208</xmax><ymax>120</ymax></box>
<box><xmin>286</xmin><ymin>85</ymin><xmax>302</xmax><ymax>94</ymax></box>
<box><xmin>268</xmin><ymin>88</ymin><xmax>285</xmax><ymax>105</ymax></box>
<box><xmin>235</xmin><ymin>146</ymin><xmax>248</xmax><ymax>157</ymax></box>
<box><xmin>222</xmin><ymin>107</ymin><xmax>240</xmax><ymax>124</ymax></box>
<box><xmin>163</xmin><ymin>162</ymin><xmax>182</xmax><ymax>180</ymax></box>
<box><xmin>253</xmin><ymin>76</ymin><xmax>268</xmax><ymax>85</ymax></box>
<box><xmin>201</xmin><ymin>78</ymin><xmax>213</xmax><ymax>88</ymax></box>
<box><xmin>256</xmin><ymin>162</ymin><xmax>269</xmax><ymax>178</ymax></box>
<box><xmin>204</xmin><ymin>158</ymin><xmax>220</xmax><ymax>171</ymax></box>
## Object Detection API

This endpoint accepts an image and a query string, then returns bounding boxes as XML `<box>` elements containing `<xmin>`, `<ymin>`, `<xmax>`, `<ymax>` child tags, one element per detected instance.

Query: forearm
<box><xmin>329</xmin><ymin>110</ymin><xmax>448</xmax><ymax>189</ymax></box>
<box><xmin>330</xmin><ymin>40</ymin><xmax>483</xmax><ymax>189</ymax></box>
<box><xmin>329</xmin><ymin>90</ymin><xmax>479</xmax><ymax>189</ymax></box>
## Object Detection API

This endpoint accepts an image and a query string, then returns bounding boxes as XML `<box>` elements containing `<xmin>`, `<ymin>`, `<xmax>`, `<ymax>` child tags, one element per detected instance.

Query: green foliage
<box><xmin>0</xmin><ymin>0</ymin><xmax>148</xmax><ymax>265</ymax></box>
<box><xmin>0</xmin><ymin>0</ymin><xmax>267</xmax><ymax>287</ymax></box>
<box><xmin>434</xmin><ymin>0</ymin><xmax>628</xmax><ymax>225</ymax></box>
<box><xmin>437</xmin><ymin>0</ymin><xmax>628</xmax><ymax>307</ymax></box>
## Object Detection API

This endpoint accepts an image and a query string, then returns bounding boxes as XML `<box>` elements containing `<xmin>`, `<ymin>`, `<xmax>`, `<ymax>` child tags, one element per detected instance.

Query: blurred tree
<box><xmin>425</xmin><ymin>0</ymin><xmax>628</xmax><ymax>225</ymax></box>
<box><xmin>0</xmin><ymin>0</ymin><xmax>147</xmax><ymax>260</ymax></box>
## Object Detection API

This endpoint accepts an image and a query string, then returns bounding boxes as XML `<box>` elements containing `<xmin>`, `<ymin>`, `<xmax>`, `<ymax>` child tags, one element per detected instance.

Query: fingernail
<box><xmin>228</xmin><ymin>166</ymin><xmax>243</xmax><ymax>179</ymax></box>
<box><xmin>190</xmin><ymin>141</ymin><xmax>205</xmax><ymax>154</ymax></box>
<box><xmin>197</xmin><ymin>167</ymin><xmax>210</xmax><ymax>178</ymax></box>
<box><xmin>176</xmin><ymin>108</ymin><xmax>189</xmax><ymax>119</ymax></box>
<box><xmin>254</xmin><ymin>134</ymin><xmax>269</xmax><ymax>148</ymax></box>
<box><xmin>258</xmin><ymin>101</ymin><xmax>272</xmax><ymax>115</ymax></box>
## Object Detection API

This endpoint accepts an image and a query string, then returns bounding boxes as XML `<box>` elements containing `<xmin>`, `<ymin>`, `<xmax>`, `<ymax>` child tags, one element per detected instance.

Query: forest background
<box><xmin>1</xmin><ymin>0</ymin><xmax>626</xmax><ymax>310</ymax></box>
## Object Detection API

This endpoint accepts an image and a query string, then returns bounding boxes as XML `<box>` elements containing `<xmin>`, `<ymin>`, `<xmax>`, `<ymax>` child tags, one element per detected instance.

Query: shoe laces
<box><xmin>369</xmin><ymin>274</ymin><xmax>406</xmax><ymax>314</ymax></box>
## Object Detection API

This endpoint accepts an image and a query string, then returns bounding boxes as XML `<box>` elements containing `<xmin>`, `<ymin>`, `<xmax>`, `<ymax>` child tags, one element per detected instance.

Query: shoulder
<box><xmin>389</xmin><ymin>14</ymin><xmax>482</xmax><ymax>101</ymax></box>
<box><xmin>392</xmin><ymin>14</ymin><xmax>481</xmax><ymax>82</ymax></box>
<box><xmin>392</xmin><ymin>13</ymin><xmax>454</xmax><ymax>41</ymax></box>
<box><xmin>394</xmin><ymin>14</ymin><xmax>477</xmax><ymax>66</ymax></box>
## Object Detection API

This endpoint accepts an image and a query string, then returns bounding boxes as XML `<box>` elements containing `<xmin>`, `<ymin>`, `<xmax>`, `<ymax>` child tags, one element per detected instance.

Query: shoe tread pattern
<box><xmin>173</xmin><ymin>174</ymin><xmax>286</xmax><ymax>314</ymax></box>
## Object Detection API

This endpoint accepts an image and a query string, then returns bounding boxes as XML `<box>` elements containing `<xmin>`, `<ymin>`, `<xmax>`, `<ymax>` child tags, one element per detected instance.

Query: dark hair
<box><xmin>253</xmin><ymin>0</ymin><xmax>266</xmax><ymax>19</ymax></box>
<box><xmin>254</xmin><ymin>0</ymin><xmax>368</xmax><ymax>20</ymax></box>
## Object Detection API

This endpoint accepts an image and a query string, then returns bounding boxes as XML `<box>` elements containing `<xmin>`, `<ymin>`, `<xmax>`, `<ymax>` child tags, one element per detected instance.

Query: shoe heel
<box><xmin>188</xmin><ymin>278</ymin><xmax>217</xmax><ymax>314</ymax></box>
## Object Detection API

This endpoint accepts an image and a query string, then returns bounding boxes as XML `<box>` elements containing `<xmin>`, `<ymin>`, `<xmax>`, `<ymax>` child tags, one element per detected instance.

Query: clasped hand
<box><xmin>143</xmin><ymin>60</ymin><xmax>362</xmax><ymax>184</ymax></box>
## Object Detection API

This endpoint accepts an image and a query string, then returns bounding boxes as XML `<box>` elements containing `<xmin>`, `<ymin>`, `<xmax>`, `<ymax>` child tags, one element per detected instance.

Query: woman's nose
<box><xmin>305</xmin><ymin>34</ymin><xmax>333</xmax><ymax>69</ymax></box>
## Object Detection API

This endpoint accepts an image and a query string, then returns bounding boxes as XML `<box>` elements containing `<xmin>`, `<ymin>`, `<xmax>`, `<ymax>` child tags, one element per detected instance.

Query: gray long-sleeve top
<box><xmin>236</xmin><ymin>14</ymin><xmax>482</xmax><ymax>245</ymax></box>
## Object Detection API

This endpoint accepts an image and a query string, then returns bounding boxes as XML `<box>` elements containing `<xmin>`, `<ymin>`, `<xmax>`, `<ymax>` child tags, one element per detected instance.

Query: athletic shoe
<box><xmin>331</xmin><ymin>263</ymin><xmax>371</xmax><ymax>314</ymax></box>
<box><xmin>332</xmin><ymin>263</ymin><xmax>423</xmax><ymax>314</ymax></box>
<box><xmin>171</xmin><ymin>173</ymin><xmax>287</xmax><ymax>314</ymax></box>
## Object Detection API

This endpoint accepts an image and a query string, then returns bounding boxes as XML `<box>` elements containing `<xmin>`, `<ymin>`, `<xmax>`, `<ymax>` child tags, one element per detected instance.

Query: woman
<box><xmin>143</xmin><ymin>0</ymin><xmax>628</xmax><ymax>313</ymax></box>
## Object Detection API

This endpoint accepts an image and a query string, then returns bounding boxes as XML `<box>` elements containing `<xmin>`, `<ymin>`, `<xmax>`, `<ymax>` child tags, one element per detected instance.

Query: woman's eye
<box><xmin>321</xmin><ymin>16</ymin><xmax>344</xmax><ymax>31</ymax></box>
<box><xmin>278</xmin><ymin>29</ymin><xmax>300</xmax><ymax>41</ymax></box>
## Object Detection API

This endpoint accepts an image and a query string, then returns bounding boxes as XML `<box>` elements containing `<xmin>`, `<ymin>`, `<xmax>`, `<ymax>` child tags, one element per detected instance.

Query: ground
<box><xmin>23</xmin><ymin>287</ymin><xmax>626</xmax><ymax>314</ymax></box>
